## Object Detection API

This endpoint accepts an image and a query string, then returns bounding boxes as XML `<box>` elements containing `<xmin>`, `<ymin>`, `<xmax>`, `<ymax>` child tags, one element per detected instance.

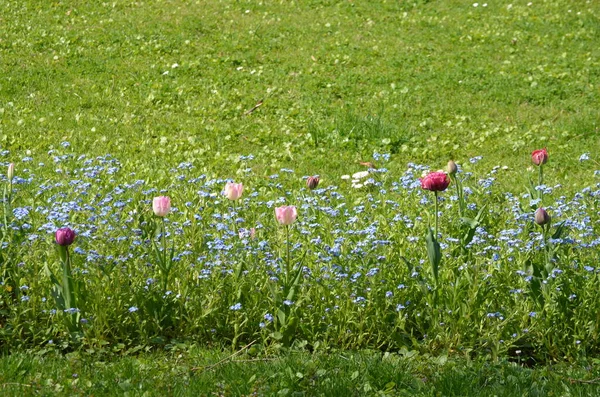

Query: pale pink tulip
<box><xmin>224</xmin><ymin>182</ymin><xmax>244</xmax><ymax>200</ymax></box>
<box><xmin>153</xmin><ymin>196</ymin><xmax>171</xmax><ymax>217</ymax></box>
<box><xmin>275</xmin><ymin>206</ymin><xmax>297</xmax><ymax>226</ymax></box>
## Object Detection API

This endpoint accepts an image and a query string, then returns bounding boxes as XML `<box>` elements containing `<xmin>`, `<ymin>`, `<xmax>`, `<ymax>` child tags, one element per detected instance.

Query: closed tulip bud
<box><xmin>447</xmin><ymin>160</ymin><xmax>458</xmax><ymax>176</ymax></box>
<box><xmin>534</xmin><ymin>207</ymin><xmax>551</xmax><ymax>226</ymax></box>
<box><xmin>420</xmin><ymin>171</ymin><xmax>451</xmax><ymax>192</ymax></box>
<box><xmin>531</xmin><ymin>148</ymin><xmax>548</xmax><ymax>166</ymax></box>
<box><xmin>153</xmin><ymin>196</ymin><xmax>171</xmax><ymax>217</ymax></box>
<box><xmin>55</xmin><ymin>227</ymin><xmax>76</xmax><ymax>246</ymax></box>
<box><xmin>306</xmin><ymin>176</ymin><xmax>320</xmax><ymax>190</ymax></box>
<box><xmin>7</xmin><ymin>163</ymin><xmax>14</xmax><ymax>181</ymax></box>
<box><xmin>275</xmin><ymin>206</ymin><xmax>298</xmax><ymax>226</ymax></box>
<box><xmin>239</xmin><ymin>227</ymin><xmax>257</xmax><ymax>240</ymax></box>
<box><xmin>224</xmin><ymin>182</ymin><xmax>244</xmax><ymax>200</ymax></box>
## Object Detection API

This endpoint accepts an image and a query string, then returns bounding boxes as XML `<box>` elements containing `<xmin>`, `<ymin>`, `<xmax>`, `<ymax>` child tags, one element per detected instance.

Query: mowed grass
<box><xmin>1</xmin><ymin>0</ymin><xmax>598</xmax><ymax>183</ymax></box>
<box><xmin>1</xmin><ymin>349</ymin><xmax>600</xmax><ymax>396</ymax></box>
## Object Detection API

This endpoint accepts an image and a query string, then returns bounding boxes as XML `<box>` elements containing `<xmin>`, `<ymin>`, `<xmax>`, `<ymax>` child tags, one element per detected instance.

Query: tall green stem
<box><xmin>434</xmin><ymin>191</ymin><xmax>439</xmax><ymax>238</ymax></box>
<box><xmin>452</xmin><ymin>175</ymin><xmax>463</xmax><ymax>216</ymax></box>
<box><xmin>285</xmin><ymin>225</ymin><xmax>291</xmax><ymax>286</ymax></box>
<box><xmin>161</xmin><ymin>218</ymin><xmax>169</xmax><ymax>292</ymax></box>
<box><xmin>232</xmin><ymin>200</ymin><xmax>238</xmax><ymax>234</ymax></box>
<box><xmin>538</xmin><ymin>165</ymin><xmax>544</xmax><ymax>202</ymax></box>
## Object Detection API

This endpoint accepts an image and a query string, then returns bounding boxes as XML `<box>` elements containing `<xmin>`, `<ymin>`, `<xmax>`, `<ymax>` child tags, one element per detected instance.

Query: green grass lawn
<box><xmin>2</xmin><ymin>0</ymin><xmax>600</xmax><ymax>394</ymax></box>
<box><xmin>1</xmin><ymin>0</ymin><xmax>598</xmax><ymax>182</ymax></box>
<box><xmin>1</xmin><ymin>349</ymin><xmax>600</xmax><ymax>396</ymax></box>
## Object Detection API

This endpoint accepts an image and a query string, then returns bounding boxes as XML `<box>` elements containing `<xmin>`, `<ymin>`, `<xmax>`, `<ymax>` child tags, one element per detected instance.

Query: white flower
<box><xmin>352</xmin><ymin>171</ymin><xmax>369</xmax><ymax>179</ymax></box>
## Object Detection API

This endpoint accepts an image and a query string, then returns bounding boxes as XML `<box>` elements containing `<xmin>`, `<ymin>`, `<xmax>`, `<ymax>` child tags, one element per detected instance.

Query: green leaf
<box><xmin>277</xmin><ymin>308</ymin><xmax>286</xmax><ymax>326</ymax></box>
<box><xmin>425</xmin><ymin>228</ymin><xmax>441</xmax><ymax>283</ymax></box>
<box><xmin>551</xmin><ymin>221</ymin><xmax>566</xmax><ymax>240</ymax></box>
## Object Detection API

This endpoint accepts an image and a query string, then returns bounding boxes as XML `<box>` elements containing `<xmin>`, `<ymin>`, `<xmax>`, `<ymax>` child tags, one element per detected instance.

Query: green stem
<box><xmin>452</xmin><ymin>175</ymin><xmax>463</xmax><ymax>216</ymax></box>
<box><xmin>285</xmin><ymin>225</ymin><xmax>291</xmax><ymax>286</ymax></box>
<box><xmin>538</xmin><ymin>165</ymin><xmax>544</xmax><ymax>202</ymax></box>
<box><xmin>161</xmin><ymin>218</ymin><xmax>169</xmax><ymax>292</ymax></box>
<box><xmin>233</xmin><ymin>200</ymin><xmax>238</xmax><ymax>234</ymax></box>
<box><xmin>434</xmin><ymin>191</ymin><xmax>439</xmax><ymax>238</ymax></box>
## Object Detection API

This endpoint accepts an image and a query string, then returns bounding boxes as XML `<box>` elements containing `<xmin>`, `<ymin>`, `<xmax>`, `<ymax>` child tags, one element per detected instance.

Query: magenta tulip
<box><xmin>55</xmin><ymin>227</ymin><xmax>76</xmax><ymax>246</ymax></box>
<box><xmin>275</xmin><ymin>206</ymin><xmax>298</xmax><ymax>226</ymax></box>
<box><xmin>420</xmin><ymin>172</ymin><xmax>451</xmax><ymax>192</ymax></box>
<box><xmin>153</xmin><ymin>196</ymin><xmax>171</xmax><ymax>217</ymax></box>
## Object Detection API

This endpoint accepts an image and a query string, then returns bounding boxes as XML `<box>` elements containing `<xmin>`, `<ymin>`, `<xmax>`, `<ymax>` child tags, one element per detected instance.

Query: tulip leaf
<box><xmin>551</xmin><ymin>221</ymin><xmax>566</xmax><ymax>240</ymax></box>
<box><xmin>425</xmin><ymin>228</ymin><xmax>441</xmax><ymax>283</ymax></box>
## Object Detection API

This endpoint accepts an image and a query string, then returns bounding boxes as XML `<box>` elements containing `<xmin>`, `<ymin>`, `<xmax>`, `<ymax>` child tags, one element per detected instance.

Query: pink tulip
<box><xmin>275</xmin><ymin>206</ymin><xmax>297</xmax><ymax>226</ymax></box>
<box><xmin>153</xmin><ymin>196</ymin><xmax>171</xmax><ymax>217</ymax></box>
<box><xmin>531</xmin><ymin>148</ymin><xmax>548</xmax><ymax>166</ymax></box>
<box><xmin>55</xmin><ymin>227</ymin><xmax>76</xmax><ymax>246</ymax></box>
<box><xmin>7</xmin><ymin>163</ymin><xmax>14</xmax><ymax>181</ymax></box>
<box><xmin>224</xmin><ymin>182</ymin><xmax>244</xmax><ymax>201</ymax></box>
<box><xmin>420</xmin><ymin>172</ymin><xmax>451</xmax><ymax>192</ymax></box>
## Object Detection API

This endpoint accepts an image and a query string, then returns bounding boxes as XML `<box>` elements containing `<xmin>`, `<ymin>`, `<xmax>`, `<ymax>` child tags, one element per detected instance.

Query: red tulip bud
<box><xmin>531</xmin><ymin>148</ymin><xmax>548</xmax><ymax>166</ymax></box>
<box><xmin>306</xmin><ymin>176</ymin><xmax>320</xmax><ymax>190</ymax></box>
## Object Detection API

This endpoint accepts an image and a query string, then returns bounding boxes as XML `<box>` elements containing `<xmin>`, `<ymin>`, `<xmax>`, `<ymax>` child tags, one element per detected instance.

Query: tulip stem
<box><xmin>434</xmin><ymin>191</ymin><xmax>439</xmax><ymax>238</ymax></box>
<box><xmin>161</xmin><ymin>218</ymin><xmax>169</xmax><ymax>293</ymax></box>
<box><xmin>538</xmin><ymin>165</ymin><xmax>544</xmax><ymax>202</ymax></box>
<box><xmin>232</xmin><ymin>201</ymin><xmax>238</xmax><ymax>234</ymax></box>
<box><xmin>285</xmin><ymin>225</ymin><xmax>291</xmax><ymax>285</ymax></box>
<box><xmin>451</xmin><ymin>174</ymin><xmax>463</xmax><ymax>217</ymax></box>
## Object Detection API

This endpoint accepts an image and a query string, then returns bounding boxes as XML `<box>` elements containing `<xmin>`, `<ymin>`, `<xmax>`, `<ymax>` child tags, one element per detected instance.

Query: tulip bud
<box><xmin>447</xmin><ymin>160</ymin><xmax>458</xmax><ymax>176</ymax></box>
<box><xmin>306</xmin><ymin>176</ymin><xmax>320</xmax><ymax>190</ymax></box>
<box><xmin>7</xmin><ymin>163</ymin><xmax>14</xmax><ymax>182</ymax></box>
<box><xmin>55</xmin><ymin>227</ymin><xmax>76</xmax><ymax>246</ymax></box>
<box><xmin>239</xmin><ymin>227</ymin><xmax>257</xmax><ymax>240</ymax></box>
<box><xmin>153</xmin><ymin>196</ymin><xmax>171</xmax><ymax>217</ymax></box>
<box><xmin>224</xmin><ymin>182</ymin><xmax>244</xmax><ymax>200</ymax></box>
<box><xmin>534</xmin><ymin>207</ymin><xmax>551</xmax><ymax>226</ymax></box>
<box><xmin>531</xmin><ymin>148</ymin><xmax>548</xmax><ymax>166</ymax></box>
